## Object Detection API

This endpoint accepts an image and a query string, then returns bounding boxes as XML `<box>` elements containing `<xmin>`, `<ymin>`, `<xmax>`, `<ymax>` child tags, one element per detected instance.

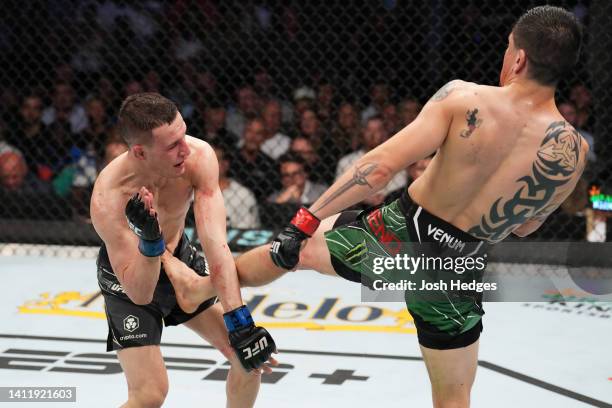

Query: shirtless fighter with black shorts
<box><xmin>91</xmin><ymin>93</ymin><xmax>277</xmax><ymax>408</ymax></box>
<box><xmin>162</xmin><ymin>6</ymin><xmax>586</xmax><ymax>407</ymax></box>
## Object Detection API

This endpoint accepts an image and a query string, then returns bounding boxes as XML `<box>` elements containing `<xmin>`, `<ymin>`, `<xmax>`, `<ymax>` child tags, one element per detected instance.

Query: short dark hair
<box><xmin>278</xmin><ymin>152</ymin><xmax>306</xmax><ymax>171</ymax></box>
<box><xmin>512</xmin><ymin>6</ymin><xmax>582</xmax><ymax>86</ymax></box>
<box><xmin>366</xmin><ymin>114</ymin><xmax>384</xmax><ymax>125</ymax></box>
<box><xmin>117</xmin><ymin>92</ymin><xmax>178</xmax><ymax>146</ymax></box>
<box><xmin>244</xmin><ymin>115</ymin><xmax>264</xmax><ymax>129</ymax></box>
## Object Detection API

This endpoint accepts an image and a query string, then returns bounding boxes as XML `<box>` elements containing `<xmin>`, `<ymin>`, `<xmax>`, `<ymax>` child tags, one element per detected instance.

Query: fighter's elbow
<box><xmin>370</xmin><ymin>163</ymin><xmax>394</xmax><ymax>188</ymax></box>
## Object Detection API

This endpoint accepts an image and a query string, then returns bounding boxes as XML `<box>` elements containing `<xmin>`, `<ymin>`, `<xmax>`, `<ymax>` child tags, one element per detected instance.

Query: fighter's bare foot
<box><xmin>162</xmin><ymin>251</ymin><xmax>208</xmax><ymax>313</ymax></box>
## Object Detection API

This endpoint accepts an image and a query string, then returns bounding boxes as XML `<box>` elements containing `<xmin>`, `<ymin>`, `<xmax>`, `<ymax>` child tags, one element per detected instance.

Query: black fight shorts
<box><xmin>97</xmin><ymin>234</ymin><xmax>217</xmax><ymax>351</ymax></box>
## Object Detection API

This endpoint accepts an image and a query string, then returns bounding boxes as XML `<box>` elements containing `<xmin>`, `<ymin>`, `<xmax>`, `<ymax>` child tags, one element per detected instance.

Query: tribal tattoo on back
<box><xmin>468</xmin><ymin>121</ymin><xmax>582</xmax><ymax>242</ymax></box>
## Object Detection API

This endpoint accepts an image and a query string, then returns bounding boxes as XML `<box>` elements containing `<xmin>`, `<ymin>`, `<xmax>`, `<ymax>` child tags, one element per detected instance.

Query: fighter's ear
<box><xmin>132</xmin><ymin>144</ymin><xmax>146</xmax><ymax>160</ymax></box>
<box><xmin>515</xmin><ymin>49</ymin><xmax>528</xmax><ymax>75</ymax></box>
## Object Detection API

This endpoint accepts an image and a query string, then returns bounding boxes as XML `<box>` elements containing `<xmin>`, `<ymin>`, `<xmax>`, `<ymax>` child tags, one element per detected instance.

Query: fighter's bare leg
<box><xmin>164</xmin><ymin>214</ymin><xmax>342</xmax><ymax>309</ymax></box>
<box><xmin>235</xmin><ymin>214</ymin><xmax>341</xmax><ymax>284</ymax></box>
<box><xmin>420</xmin><ymin>340</ymin><xmax>479</xmax><ymax>408</ymax></box>
<box><xmin>117</xmin><ymin>345</ymin><xmax>168</xmax><ymax>408</ymax></box>
<box><xmin>162</xmin><ymin>251</ymin><xmax>216</xmax><ymax>314</ymax></box>
<box><xmin>183</xmin><ymin>303</ymin><xmax>266</xmax><ymax>408</ymax></box>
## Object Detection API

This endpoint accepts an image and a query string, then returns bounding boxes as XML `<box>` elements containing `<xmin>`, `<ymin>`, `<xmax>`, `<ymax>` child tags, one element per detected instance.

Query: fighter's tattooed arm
<box><xmin>459</xmin><ymin>108</ymin><xmax>483</xmax><ymax>138</ymax></box>
<box><xmin>469</xmin><ymin>121</ymin><xmax>584</xmax><ymax>242</ymax></box>
<box><xmin>430</xmin><ymin>80</ymin><xmax>462</xmax><ymax>102</ymax></box>
<box><xmin>309</xmin><ymin>162</ymin><xmax>380</xmax><ymax>217</ymax></box>
<box><xmin>307</xmin><ymin>79</ymin><xmax>463</xmax><ymax>220</ymax></box>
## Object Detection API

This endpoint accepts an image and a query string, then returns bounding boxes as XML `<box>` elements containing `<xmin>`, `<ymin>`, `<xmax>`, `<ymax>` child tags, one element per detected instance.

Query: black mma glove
<box><xmin>125</xmin><ymin>193</ymin><xmax>165</xmax><ymax>257</ymax></box>
<box><xmin>224</xmin><ymin>305</ymin><xmax>276</xmax><ymax>371</ymax></box>
<box><xmin>270</xmin><ymin>207</ymin><xmax>320</xmax><ymax>269</ymax></box>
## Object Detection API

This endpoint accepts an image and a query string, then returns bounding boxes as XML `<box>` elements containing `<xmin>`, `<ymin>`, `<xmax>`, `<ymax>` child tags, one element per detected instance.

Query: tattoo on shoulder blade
<box><xmin>468</xmin><ymin>121</ymin><xmax>581</xmax><ymax>242</ymax></box>
<box><xmin>431</xmin><ymin>80</ymin><xmax>458</xmax><ymax>102</ymax></box>
<box><xmin>310</xmin><ymin>162</ymin><xmax>378</xmax><ymax>215</ymax></box>
<box><xmin>459</xmin><ymin>108</ymin><xmax>483</xmax><ymax>138</ymax></box>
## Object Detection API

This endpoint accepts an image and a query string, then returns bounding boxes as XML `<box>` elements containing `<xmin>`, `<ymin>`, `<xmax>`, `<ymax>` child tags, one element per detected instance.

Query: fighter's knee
<box><xmin>128</xmin><ymin>383</ymin><xmax>168</xmax><ymax>408</ymax></box>
<box><xmin>432</xmin><ymin>391</ymin><xmax>470</xmax><ymax>408</ymax></box>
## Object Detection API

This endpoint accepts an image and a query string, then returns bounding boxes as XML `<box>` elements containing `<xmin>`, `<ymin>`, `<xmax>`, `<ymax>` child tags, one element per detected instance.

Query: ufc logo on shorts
<box><xmin>270</xmin><ymin>241</ymin><xmax>280</xmax><ymax>254</ymax></box>
<box><xmin>242</xmin><ymin>337</ymin><xmax>268</xmax><ymax>359</ymax></box>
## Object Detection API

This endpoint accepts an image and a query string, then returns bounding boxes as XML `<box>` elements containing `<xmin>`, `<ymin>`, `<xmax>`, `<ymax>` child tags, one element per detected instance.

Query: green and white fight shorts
<box><xmin>325</xmin><ymin>192</ymin><xmax>489</xmax><ymax>349</ymax></box>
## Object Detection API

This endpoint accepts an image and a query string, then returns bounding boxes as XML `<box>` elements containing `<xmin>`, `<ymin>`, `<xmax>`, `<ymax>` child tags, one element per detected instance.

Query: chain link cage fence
<box><xmin>0</xmin><ymin>0</ymin><xmax>610</xmax><ymax>286</ymax></box>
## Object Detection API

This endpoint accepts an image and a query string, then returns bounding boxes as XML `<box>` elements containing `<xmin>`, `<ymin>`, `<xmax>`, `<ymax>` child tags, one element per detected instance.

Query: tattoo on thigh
<box><xmin>459</xmin><ymin>109</ymin><xmax>483</xmax><ymax>138</ymax></box>
<box><xmin>310</xmin><ymin>162</ymin><xmax>378</xmax><ymax>215</ymax></box>
<box><xmin>468</xmin><ymin>121</ymin><xmax>581</xmax><ymax>242</ymax></box>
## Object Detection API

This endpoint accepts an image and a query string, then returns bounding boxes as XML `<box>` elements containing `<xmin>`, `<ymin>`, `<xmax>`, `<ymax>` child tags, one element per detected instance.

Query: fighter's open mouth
<box><xmin>174</xmin><ymin>161</ymin><xmax>184</xmax><ymax>168</ymax></box>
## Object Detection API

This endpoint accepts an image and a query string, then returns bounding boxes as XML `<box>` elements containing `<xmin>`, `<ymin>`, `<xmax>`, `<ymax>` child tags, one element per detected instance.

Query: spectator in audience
<box><xmin>254</xmin><ymin>68</ymin><xmax>293</xmax><ymax>124</ymax></box>
<box><xmin>123</xmin><ymin>79</ymin><xmax>144</xmax><ymax>98</ymax></box>
<box><xmin>102</xmin><ymin>135</ymin><xmax>128</xmax><ymax>168</ymax></box>
<box><xmin>0</xmin><ymin>151</ymin><xmax>50</xmax><ymax>193</ymax></box>
<box><xmin>292</xmin><ymin>86</ymin><xmax>316</xmax><ymax>129</ymax></box>
<box><xmin>47</xmin><ymin>120</ymin><xmax>79</xmax><ymax>173</ymax></box>
<box><xmin>336</xmin><ymin>115</ymin><xmax>406</xmax><ymax>206</ymax></box>
<box><xmin>168</xmin><ymin>61</ymin><xmax>199</xmax><ymax>120</ymax></box>
<box><xmin>0</xmin><ymin>151</ymin><xmax>26</xmax><ymax>191</ymax></box>
<box><xmin>42</xmin><ymin>81</ymin><xmax>89</xmax><ymax>134</ymax></box>
<box><xmin>6</xmin><ymin>94</ymin><xmax>56</xmax><ymax>182</ymax></box>
<box><xmin>194</xmin><ymin>69</ymin><xmax>218</xmax><ymax>101</ymax></box>
<box><xmin>570</xmin><ymin>83</ymin><xmax>593</xmax><ymax>131</ymax></box>
<box><xmin>261</xmin><ymin>99</ymin><xmax>290</xmax><ymax>159</ymax></box>
<box><xmin>0</xmin><ymin>141</ymin><xmax>20</xmax><ymax>156</ymax></box>
<box><xmin>143</xmin><ymin>70</ymin><xmax>162</xmax><ymax>93</ymax></box>
<box><xmin>558</xmin><ymin>100</ymin><xmax>596</xmax><ymax>162</ymax></box>
<box><xmin>1</xmin><ymin>87</ymin><xmax>20</xmax><ymax>130</ymax></box>
<box><xmin>228</xmin><ymin>117</ymin><xmax>278</xmax><ymax>200</ymax></box>
<box><xmin>299</xmin><ymin>108</ymin><xmax>324</xmax><ymax>148</ymax></box>
<box><xmin>81</xmin><ymin>96</ymin><xmax>112</xmax><ymax>159</ymax></box>
<box><xmin>330</xmin><ymin>102</ymin><xmax>361</xmax><ymax>157</ymax></box>
<box><xmin>269</xmin><ymin>153</ymin><xmax>327</xmax><ymax>205</ymax></box>
<box><xmin>290</xmin><ymin>136</ymin><xmax>332</xmax><ymax>185</ymax></box>
<box><xmin>382</xmin><ymin>103</ymin><xmax>400</xmax><ymax>135</ymax></box>
<box><xmin>192</xmin><ymin>98</ymin><xmax>238</xmax><ymax>150</ymax></box>
<box><xmin>291</xmin><ymin>136</ymin><xmax>317</xmax><ymax>168</ymax></box>
<box><xmin>53</xmin><ymin>63</ymin><xmax>75</xmax><ymax>87</ymax></box>
<box><xmin>316</xmin><ymin>81</ymin><xmax>336</xmax><ymax>126</ymax></box>
<box><xmin>586</xmin><ymin>184</ymin><xmax>609</xmax><ymax>243</ymax></box>
<box><xmin>226</xmin><ymin>84</ymin><xmax>260</xmax><ymax>139</ymax></box>
<box><xmin>399</xmin><ymin>97</ymin><xmax>422</xmax><ymax>127</ymax></box>
<box><xmin>95</xmin><ymin>77</ymin><xmax>120</xmax><ymax>119</ymax></box>
<box><xmin>361</xmin><ymin>81</ymin><xmax>389</xmax><ymax>123</ymax></box>
<box><xmin>213</xmin><ymin>145</ymin><xmax>260</xmax><ymax>229</ymax></box>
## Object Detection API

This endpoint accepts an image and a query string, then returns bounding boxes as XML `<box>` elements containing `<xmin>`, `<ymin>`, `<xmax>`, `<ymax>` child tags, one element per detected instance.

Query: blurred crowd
<box><xmin>0</xmin><ymin>0</ymin><xmax>607</xmax><ymax>242</ymax></box>
<box><xmin>0</xmin><ymin>72</ymin><xmax>605</xmax><ymax>241</ymax></box>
